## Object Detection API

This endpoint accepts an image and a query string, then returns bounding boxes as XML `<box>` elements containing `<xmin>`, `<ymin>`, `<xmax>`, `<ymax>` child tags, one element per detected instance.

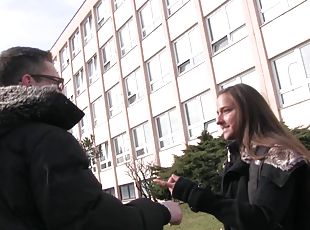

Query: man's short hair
<box><xmin>0</xmin><ymin>47</ymin><xmax>52</xmax><ymax>86</ymax></box>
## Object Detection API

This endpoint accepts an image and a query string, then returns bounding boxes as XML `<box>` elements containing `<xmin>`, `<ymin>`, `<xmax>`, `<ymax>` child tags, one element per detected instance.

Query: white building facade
<box><xmin>50</xmin><ymin>0</ymin><xmax>310</xmax><ymax>202</ymax></box>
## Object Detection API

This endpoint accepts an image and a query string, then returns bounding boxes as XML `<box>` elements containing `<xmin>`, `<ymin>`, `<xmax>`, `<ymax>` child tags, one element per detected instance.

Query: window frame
<box><xmin>118</xmin><ymin>19</ymin><xmax>136</xmax><ymax>57</ymax></box>
<box><xmin>82</xmin><ymin>15</ymin><xmax>93</xmax><ymax>45</ymax></box>
<box><xmin>107</xmin><ymin>84</ymin><xmax>122</xmax><ymax>117</ymax></box>
<box><xmin>272</xmin><ymin>43</ymin><xmax>310</xmax><ymax>107</ymax></box>
<box><xmin>166</xmin><ymin>0</ymin><xmax>190</xmax><ymax>16</ymax></box>
<box><xmin>184</xmin><ymin>91</ymin><xmax>216</xmax><ymax>139</ymax></box>
<box><xmin>206</xmin><ymin>0</ymin><xmax>247</xmax><ymax>54</ymax></box>
<box><xmin>79</xmin><ymin>108</ymin><xmax>88</xmax><ymax>136</ymax></box>
<box><xmin>102</xmin><ymin>39</ymin><xmax>116</xmax><ymax>72</ymax></box>
<box><xmin>60</xmin><ymin>45</ymin><xmax>69</xmax><ymax>70</ymax></box>
<box><xmin>113</xmin><ymin>133</ymin><xmax>130</xmax><ymax>165</ymax></box>
<box><xmin>125</xmin><ymin>68</ymin><xmax>143</xmax><ymax>106</ymax></box>
<box><xmin>155</xmin><ymin>109</ymin><xmax>179</xmax><ymax>149</ymax></box>
<box><xmin>119</xmin><ymin>183</ymin><xmax>136</xmax><ymax>201</ymax></box>
<box><xmin>132</xmin><ymin>122</ymin><xmax>151</xmax><ymax>157</ymax></box>
<box><xmin>96</xmin><ymin>0</ymin><xmax>109</xmax><ymax>28</ymax></box>
<box><xmin>114</xmin><ymin>0</ymin><xmax>125</xmax><ymax>11</ymax></box>
<box><xmin>70</xmin><ymin>30</ymin><xmax>81</xmax><ymax>58</ymax></box>
<box><xmin>173</xmin><ymin>26</ymin><xmax>204</xmax><ymax>74</ymax></box>
<box><xmin>146</xmin><ymin>49</ymin><xmax>171</xmax><ymax>92</ymax></box>
<box><xmin>91</xmin><ymin>97</ymin><xmax>104</xmax><ymax>128</ymax></box>
<box><xmin>219</xmin><ymin>69</ymin><xmax>260</xmax><ymax>91</ymax></box>
<box><xmin>257</xmin><ymin>0</ymin><xmax>305</xmax><ymax>23</ymax></box>
<box><xmin>104</xmin><ymin>187</ymin><xmax>115</xmax><ymax>196</ymax></box>
<box><xmin>74</xmin><ymin>68</ymin><xmax>85</xmax><ymax>96</ymax></box>
<box><xmin>98</xmin><ymin>142</ymin><xmax>112</xmax><ymax>170</ymax></box>
<box><xmin>139</xmin><ymin>0</ymin><xmax>161</xmax><ymax>38</ymax></box>
<box><xmin>87</xmin><ymin>55</ymin><xmax>98</xmax><ymax>85</ymax></box>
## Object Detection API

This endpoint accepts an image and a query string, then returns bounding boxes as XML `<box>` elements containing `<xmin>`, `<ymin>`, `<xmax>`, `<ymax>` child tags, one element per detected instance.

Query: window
<box><xmin>132</xmin><ymin>123</ymin><xmax>151</xmax><ymax>157</ymax></box>
<box><xmin>96</xmin><ymin>0</ymin><xmax>109</xmax><ymax>27</ymax></box>
<box><xmin>91</xmin><ymin>97</ymin><xmax>104</xmax><ymax>127</ymax></box>
<box><xmin>119</xmin><ymin>19</ymin><xmax>136</xmax><ymax>56</ymax></box>
<box><xmin>102</xmin><ymin>39</ymin><xmax>116</xmax><ymax>72</ymax></box>
<box><xmin>207</xmin><ymin>0</ymin><xmax>247</xmax><ymax>53</ymax></box>
<box><xmin>98</xmin><ymin>142</ymin><xmax>112</xmax><ymax>170</ymax></box>
<box><xmin>220</xmin><ymin>69</ymin><xmax>260</xmax><ymax>91</ymax></box>
<box><xmin>139</xmin><ymin>0</ymin><xmax>161</xmax><ymax>38</ymax></box>
<box><xmin>125</xmin><ymin>69</ymin><xmax>143</xmax><ymax>105</ymax></box>
<box><xmin>70</xmin><ymin>30</ymin><xmax>81</xmax><ymax>58</ymax></box>
<box><xmin>119</xmin><ymin>183</ymin><xmax>136</xmax><ymax>201</ymax></box>
<box><xmin>63</xmin><ymin>83</ymin><xmax>74</xmax><ymax>101</ymax></box>
<box><xmin>156</xmin><ymin>109</ymin><xmax>180</xmax><ymax>149</ymax></box>
<box><xmin>74</xmin><ymin>69</ymin><xmax>84</xmax><ymax>96</ymax></box>
<box><xmin>174</xmin><ymin>26</ymin><xmax>204</xmax><ymax>74</ymax></box>
<box><xmin>184</xmin><ymin>92</ymin><xmax>216</xmax><ymax>138</ymax></box>
<box><xmin>80</xmin><ymin>117</ymin><xmax>85</xmax><ymax>135</ymax></box>
<box><xmin>273</xmin><ymin>43</ymin><xmax>310</xmax><ymax>106</ymax></box>
<box><xmin>204</xmin><ymin>119</ymin><xmax>218</xmax><ymax>135</ymax></box>
<box><xmin>147</xmin><ymin>50</ymin><xmax>170</xmax><ymax>91</ymax></box>
<box><xmin>107</xmin><ymin>84</ymin><xmax>122</xmax><ymax>117</ymax></box>
<box><xmin>63</xmin><ymin>84</ymin><xmax>68</xmax><ymax>98</ymax></box>
<box><xmin>83</xmin><ymin>15</ymin><xmax>92</xmax><ymax>44</ymax></box>
<box><xmin>79</xmin><ymin>108</ymin><xmax>88</xmax><ymax>135</ymax></box>
<box><xmin>87</xmin><ymin>55</ymin><xmax>98</xmax><ymax>85</ymax></box>
<box><xmin>113</xmin><ymin>133</ymin><xmax>130</xmax><ymax>165</ymax></box>
<box><xmin>90</xmin><ymin>157</ymin><xmax>97</xmax><ymax>173</ymax></box>
<box><xmin>258</xmin><ymin>0</ymin><xmax>304</xmax><ymax>22</ymax></box>
<box><xmin>60</xmin><ymin>45</ymin><xmax>69</xmax><ymax>70</ymax></box>
<box><xmin>166</xmin><ymin>0</ymin><xmax>189</xmax><ymax>16</ymax></box>
<box><xmin>104</xmin><ymin>187</ymin><xmax>115</xmax><ymax>196</ymax></box>
<box><xmin>114</xmin><ymin>0</ymin><xmax>125</xmax><ymax>10</ymax></box>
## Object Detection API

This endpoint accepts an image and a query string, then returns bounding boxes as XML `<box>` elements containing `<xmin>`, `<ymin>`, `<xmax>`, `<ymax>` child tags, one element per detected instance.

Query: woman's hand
<box><xmin>153</xmin><ymin>174</ymin><xmax>180</xmax><ymax>194</ymax></box>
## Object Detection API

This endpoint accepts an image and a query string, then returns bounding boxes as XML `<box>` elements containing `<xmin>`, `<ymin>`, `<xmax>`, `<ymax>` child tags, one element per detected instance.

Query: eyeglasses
<box><xmin>30</xmin><ymin>74</ymin><xmax>64</xmax><ymax>91</ymax></box>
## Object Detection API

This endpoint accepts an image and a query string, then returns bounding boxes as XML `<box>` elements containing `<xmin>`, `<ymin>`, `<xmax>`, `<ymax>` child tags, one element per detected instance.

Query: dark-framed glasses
<box><xmin>30</xmin><ymin>74</ymin><xmax>64</xmax><ymax>91</ymax></box>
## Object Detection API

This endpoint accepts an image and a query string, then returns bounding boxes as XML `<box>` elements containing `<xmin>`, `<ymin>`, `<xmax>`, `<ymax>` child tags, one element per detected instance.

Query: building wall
<box><xmin>50</xmin><ymin>0</ymin><xmax>310</xmax><ymax>201</ymax></box>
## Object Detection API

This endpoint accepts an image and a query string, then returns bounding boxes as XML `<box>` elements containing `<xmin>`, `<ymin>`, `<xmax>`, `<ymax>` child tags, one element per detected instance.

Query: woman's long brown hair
<box><xmin>218</xmin><ymin>83</ymin><xmax>310</xmax><ymax>161</ymax></box>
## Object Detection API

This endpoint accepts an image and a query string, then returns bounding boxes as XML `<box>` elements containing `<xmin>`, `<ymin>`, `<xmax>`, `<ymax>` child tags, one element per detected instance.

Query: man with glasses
<box><xmin>0</xmin><ymin>46</ymin><xmax>182</xmax><ymax>229</ymax></box>
<box><xmin>29</xmin><ymin>74</ymin><xmax>64</xmax><ymax>91</ymax></box>
<box><xmin>0</xmin><ymin>47</ymin><xmax>64</xmax><ymax>90</ymax></box>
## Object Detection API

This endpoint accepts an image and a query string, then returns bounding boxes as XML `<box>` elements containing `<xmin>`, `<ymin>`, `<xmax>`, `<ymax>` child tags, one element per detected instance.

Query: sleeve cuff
<box><xmin>172</xmin><ymin>177</ymin><xmax>196</xmax><ymax>202</ymax></box>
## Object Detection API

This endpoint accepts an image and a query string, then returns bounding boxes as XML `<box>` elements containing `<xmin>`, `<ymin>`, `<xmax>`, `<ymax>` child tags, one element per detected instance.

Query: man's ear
<box><xmin>20</xmin><ymin>74</ymin><xmax>32</xmax><ymax>86</ymax></box>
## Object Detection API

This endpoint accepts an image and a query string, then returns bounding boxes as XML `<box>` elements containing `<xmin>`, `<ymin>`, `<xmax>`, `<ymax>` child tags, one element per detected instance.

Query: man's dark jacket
<box><xmin>172</xmin><ymin>141</ymin><xmax>310</xmax><ymax>230</ymax></box>
<box><xmin>0</xmin><ymin>86</ymin><xmax>170</xmax><ymax>230</ymax></box>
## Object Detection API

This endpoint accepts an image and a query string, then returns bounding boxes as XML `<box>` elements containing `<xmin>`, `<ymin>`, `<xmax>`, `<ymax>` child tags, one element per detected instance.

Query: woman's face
<box><xmin>216</xmin><ymin>93</ymin><xmax>240</xmax><ymax>140</ymax></box>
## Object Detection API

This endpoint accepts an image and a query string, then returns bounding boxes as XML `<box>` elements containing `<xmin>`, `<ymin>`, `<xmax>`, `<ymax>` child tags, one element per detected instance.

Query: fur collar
<box><xmin>0</xmin><ymin>85</ymin><xmax>84</xmax><ymax>130</ymax></box>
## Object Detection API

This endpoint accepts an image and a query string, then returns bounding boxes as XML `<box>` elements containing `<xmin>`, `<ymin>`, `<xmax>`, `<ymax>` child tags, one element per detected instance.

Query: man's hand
<box><xmin>161</xmin><ymin>200</ymin><xmax>182</xmax><ymax>225</ymax></box>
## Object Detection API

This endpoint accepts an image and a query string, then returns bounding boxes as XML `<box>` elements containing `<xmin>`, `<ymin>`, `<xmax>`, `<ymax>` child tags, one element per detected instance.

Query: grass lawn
<box><xmin>164</xmin><ymin>203</ymin><xmax>223</xmax><ymax>230</ymax></box>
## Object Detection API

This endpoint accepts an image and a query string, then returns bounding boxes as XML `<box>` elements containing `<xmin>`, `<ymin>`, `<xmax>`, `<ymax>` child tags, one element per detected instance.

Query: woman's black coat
<box><xmin>172</xmin><ymin>141</ymin><xmax>309</xmax><ymax>230</ymax></box>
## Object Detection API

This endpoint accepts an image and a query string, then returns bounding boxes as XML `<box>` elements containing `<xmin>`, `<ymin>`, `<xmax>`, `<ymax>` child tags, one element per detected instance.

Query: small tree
<box><xmin>125</xmin><ymin>159</ymin><xmax>159</xmax><ymax>202</ymax></box>
<box><xmin>80</xmin><ymin>135</ymin><xmax>102</xmax><ymax>181</ymax></box>
<box><xmin>290</xmin><ymin>125</ymin><xmax>310</xmax><ymax>150</ymax></box>
<box><xmin>152</xmin><ymin>131</ymin><xmax>227</xmax><ymax>199</ymax></box>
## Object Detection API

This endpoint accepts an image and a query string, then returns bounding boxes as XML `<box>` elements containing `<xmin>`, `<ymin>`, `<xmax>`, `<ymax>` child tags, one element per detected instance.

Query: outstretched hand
<box><xmin>161</xmin><ymin>200</ymin><xmax>183</xmax><ymax>225</ymax></box>
<box><xmin>153</xmin><ymin>174</ymin><xmax>180</xmax><ymax>194</ymax></box>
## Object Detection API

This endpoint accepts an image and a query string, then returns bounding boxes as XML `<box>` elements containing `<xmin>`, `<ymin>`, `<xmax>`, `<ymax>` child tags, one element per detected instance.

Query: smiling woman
<box><xmin>155</xmin><ymin>83</ymin><xmax>310</xmax><ymax>230</ymax></box>
<box><xmin>216</xmin><ymin>93</ymin><xmax>239</xmax><ymax>141</ymax></box>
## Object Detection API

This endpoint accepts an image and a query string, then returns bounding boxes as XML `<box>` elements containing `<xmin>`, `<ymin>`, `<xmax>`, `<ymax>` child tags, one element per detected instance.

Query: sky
<box><xmin>0</xmin><ymin>0</ymin><xmax>86</xmax><ymax>52</ymax></box>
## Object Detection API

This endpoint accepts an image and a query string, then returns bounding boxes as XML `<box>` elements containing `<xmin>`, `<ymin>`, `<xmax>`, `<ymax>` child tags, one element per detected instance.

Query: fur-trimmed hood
<box><xmin>0</xmin><ymin>85</ymin><xmax>84</xmax><ymax>132</ymax></box>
